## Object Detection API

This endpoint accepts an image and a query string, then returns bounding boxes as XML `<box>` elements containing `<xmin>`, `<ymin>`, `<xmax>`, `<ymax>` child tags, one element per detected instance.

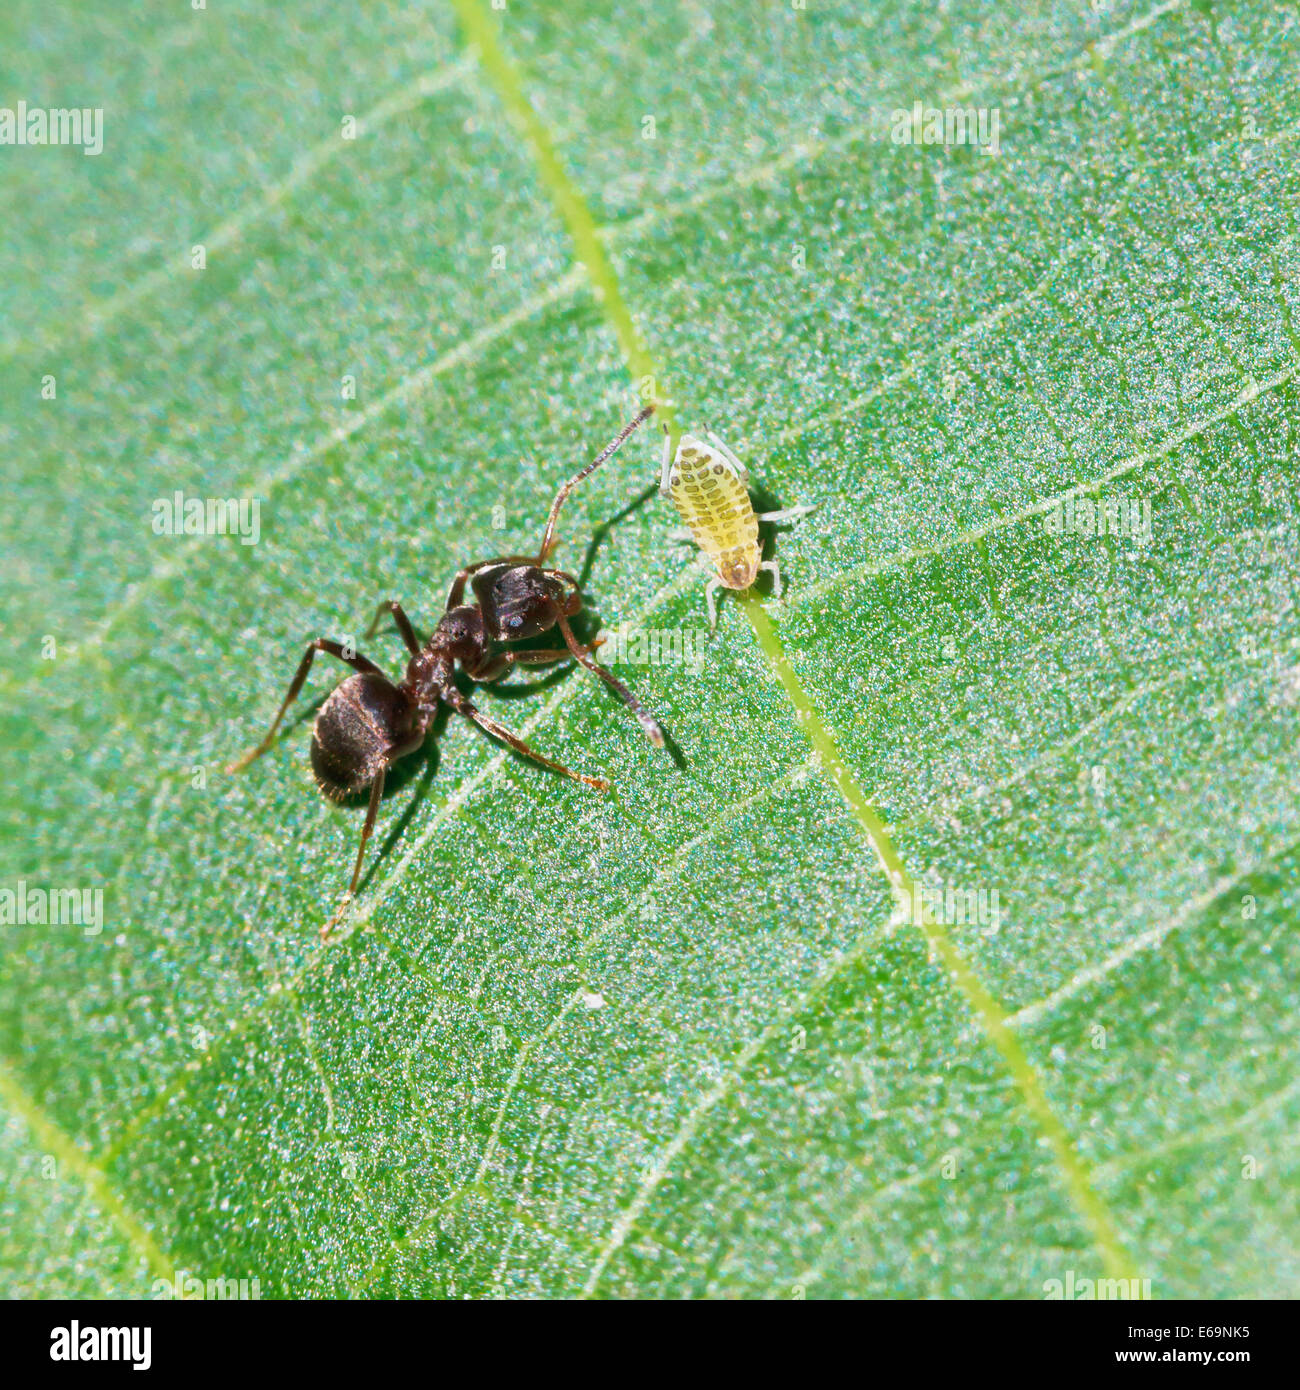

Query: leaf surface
<box><xmin>2</xmin><ymin>0</ymin><xmax>1299</xmax><ymax>1298</ymax></box>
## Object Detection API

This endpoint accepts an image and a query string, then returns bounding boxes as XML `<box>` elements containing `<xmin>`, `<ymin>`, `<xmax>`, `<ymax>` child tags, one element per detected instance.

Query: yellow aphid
<box><xmin>660</xmin><ymin>429</ymin><xmax>814</xmax><ymax>628</ymax></box>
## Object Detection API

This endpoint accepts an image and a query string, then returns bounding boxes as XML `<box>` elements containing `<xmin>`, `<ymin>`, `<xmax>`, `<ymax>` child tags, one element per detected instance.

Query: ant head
<box><xmin>439</xmin><ymin>604</ymin><xmax>488</xmax><ymax>662</ymax></box>
<box><xmin>487</xmin><ymin>565</ymin><xmax>579</xmax><ymax>642</ymax></box>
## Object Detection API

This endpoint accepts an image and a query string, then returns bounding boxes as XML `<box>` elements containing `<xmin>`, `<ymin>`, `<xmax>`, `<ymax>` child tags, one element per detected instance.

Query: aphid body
<box><xmin>660</xmin><ymin>428</ymin><xmax>814</xmax><ymax>628</ymax></box>
<box><xmin>665</xmin><ymin>434</ymin><xmax>761</xmax><ymax>591</ymax></box>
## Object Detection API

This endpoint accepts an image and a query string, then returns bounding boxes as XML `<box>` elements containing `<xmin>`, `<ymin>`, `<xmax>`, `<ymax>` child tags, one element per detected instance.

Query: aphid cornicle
<box><xmin>226</xmin><ymin>405</ymin><xmax>662</xmax><ymax>935</ymax></box>
<box><xmin>660</xmin><ymin>427</ymin><xmax>814</xmax><ymax>628</ymax></box>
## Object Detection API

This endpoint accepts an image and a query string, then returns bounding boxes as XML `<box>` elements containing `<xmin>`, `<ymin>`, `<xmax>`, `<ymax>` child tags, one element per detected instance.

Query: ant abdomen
<box><xmin>311</xmin><ymin>673</ymin><xmax>418</xmax><ymax>802</ymax></box>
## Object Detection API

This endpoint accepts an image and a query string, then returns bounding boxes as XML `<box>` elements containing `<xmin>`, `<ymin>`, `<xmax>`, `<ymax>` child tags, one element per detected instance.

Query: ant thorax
<box><xmin>399</xmin><ymin>650</ymin><xmax>446</xmax><ymax>721</ymax></box>
<box><xmin>403</xmin><ymin>605</ymin><xmax>488</xmax><ymax>709</ymax></box>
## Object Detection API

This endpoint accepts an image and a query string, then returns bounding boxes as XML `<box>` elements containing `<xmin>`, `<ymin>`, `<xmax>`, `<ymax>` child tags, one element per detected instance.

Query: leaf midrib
<box><xmin>450</xmin><ymin>0</ymin><xmax>1150</xmax><ymax>1291</ymax></box>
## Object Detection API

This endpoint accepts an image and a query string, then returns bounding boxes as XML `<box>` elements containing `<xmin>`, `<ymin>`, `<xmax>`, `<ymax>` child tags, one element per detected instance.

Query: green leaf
<box><xmin>3</xmin><ymin>0</ymin><xmax>1299</xmax><ymax>1299</ymax></box>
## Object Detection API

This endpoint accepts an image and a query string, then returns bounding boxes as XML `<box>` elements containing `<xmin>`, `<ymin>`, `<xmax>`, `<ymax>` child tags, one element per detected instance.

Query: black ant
<box><xmin>226</xmin><ymin>404</ymin><xmax>662</xmax><ymax>935</ymax></box>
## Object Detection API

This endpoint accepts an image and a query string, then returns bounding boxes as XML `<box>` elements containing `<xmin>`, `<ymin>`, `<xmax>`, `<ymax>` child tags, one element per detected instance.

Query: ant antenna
<box><xmin>537</xmin><ymin>402</ymin><xmax>656</xmax><ymax>563</ymax></box>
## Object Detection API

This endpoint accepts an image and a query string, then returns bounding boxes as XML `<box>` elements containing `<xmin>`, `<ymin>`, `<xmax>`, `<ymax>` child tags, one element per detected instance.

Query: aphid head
<box><xmin>720</xmin><ymin>555</ymin><xmax>758</xmax><ymax>590</ymax></box>
<box><xmin>487</xmin><ymin>565</ymin><xmax>577</xmax><ymax>641</ymax></box>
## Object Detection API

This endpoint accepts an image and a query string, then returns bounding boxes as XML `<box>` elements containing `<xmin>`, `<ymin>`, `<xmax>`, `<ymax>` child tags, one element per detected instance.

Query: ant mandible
<box><xmin>226</xmin><ymin>404</ymin><xmax>662</xmax><ymax>935</ymax></box>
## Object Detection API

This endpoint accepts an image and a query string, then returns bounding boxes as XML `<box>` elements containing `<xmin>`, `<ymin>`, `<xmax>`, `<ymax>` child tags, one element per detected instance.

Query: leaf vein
<box><xmin>0</xmin><ymin>1058</ymin><xmax>178</xmax><ymax>1290</ymax></box>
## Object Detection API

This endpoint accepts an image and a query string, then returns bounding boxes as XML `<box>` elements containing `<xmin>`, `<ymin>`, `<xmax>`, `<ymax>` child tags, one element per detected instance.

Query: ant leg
<box><xmin>511</xmin><ymin>637</ymin><xmax>604</xmax><ymax>663</ymax></box>
<box><xmin>537</xmin><ymin>403</ymin><xmax>657</xmax><ymax>562</ymax></box>
<box><xmin>704</xmin><ymin>428</ymin><xmax>750</xmax><ymax>485</ymax></box>
<box><xmin>363</xmin><ymin>600</ymin><xmax>421</xmax><ymax>654</ymax></box>
<box><xmin>444</xmin><ymin>689</ymin><xmax>608</xmax><ymax>791</ymax></box>
<box><xmin>467</xmin><ymin>637</ymin><xmax>604</xmax><ymax>684</ymax></box>
<box><xmin>225</xmin><ymin>639</ymin><xmax>384</xmax><ymax>773</ymax></box>
<box><xmin>704</xmin><ymin>576</ymin><xmax>724</xmax><ymax>632</ymax></box>
<box><xmin>556</xmin><ymin>614</ymin><xmax>665</xmax><ymax>747</ymax></box>
<box><xmin>658</xmin><ymin>429</ymin><xmax>675</xmax><ymax>499</ymax></box>
<box><xmin>321</xmin><ymin>765</ymin><xmax>387</xmax><ymax>937</ymax></box>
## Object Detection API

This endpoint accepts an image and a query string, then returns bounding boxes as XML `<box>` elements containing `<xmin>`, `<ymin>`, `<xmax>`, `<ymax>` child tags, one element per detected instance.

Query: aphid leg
<box><xmin>557</xmin><ymin>614</ymin><xmax>665</xmax><ymax>747</ymax></box>
<box><xmin>444</xmin><ymin>689</ymin><xmax>609</xmax><ymax>791</ymax></box>
<box><xmin>704</xmin><ymin>576</ymin><xmax>725</xmax><ymax>632</ymax></box>
<box><xmin>756</xmin><ymin>503</ymin><xmax>818</xmax><ymax>524</ymax></box>
<box><xmin>363</xmin><ymin>599</ymin><xmax>421</xmax><ymax>654</ymax></box>
<box><xmin>704</xmin><ymin>428</ymin><xmax>750</xmax><ymax>484</ymax></box>
<box><xmin>225</xmin><ymin>639</ymin><xmax>384</xmax><ymax>773</ymax></box>
<box><xmin>758</xmin><ymin>558</ymin><xmax>784</xmax><ymax>598</ymax></box>
<box><xmin>658</xmin><ymin>429</ymin><xmax>675</xmax><ymax>499</ymax></box>
<box><xmin>537</xmin><ymin>403</ymin><xmax>657</xmax><ymax>563</ymax></box>
<box><xmin>321</xmin><ymin>765</ymin><xmax>388</xmax><ymax>937</ymax></box>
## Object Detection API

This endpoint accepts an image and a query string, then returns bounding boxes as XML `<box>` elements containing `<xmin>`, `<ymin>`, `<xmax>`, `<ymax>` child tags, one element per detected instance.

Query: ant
<box><xmin>226</xmin><ymin>404</ymin><xmax>662</xmax><ymax>935</ymax></box>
